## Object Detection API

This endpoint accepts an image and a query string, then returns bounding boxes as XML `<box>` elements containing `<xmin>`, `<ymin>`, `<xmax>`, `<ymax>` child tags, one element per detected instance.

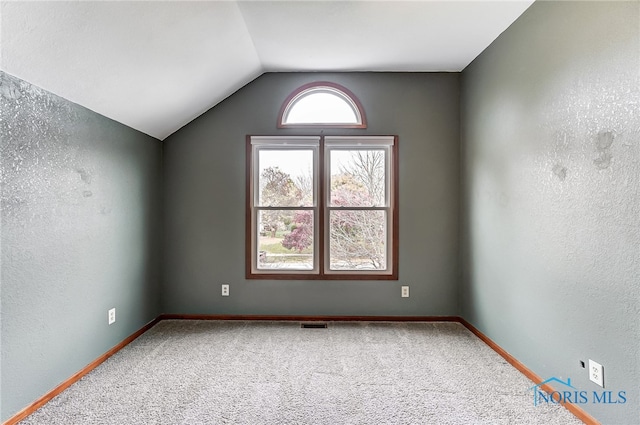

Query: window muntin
<box><xmin>247</xmin><ymin>135</ymin><xmax>397</xmax><ymax>280</ymax></box>
<box><xmin>278</xmin><ymin>82</ymin><xmax>367</xmax><ymax>128</ymax></box>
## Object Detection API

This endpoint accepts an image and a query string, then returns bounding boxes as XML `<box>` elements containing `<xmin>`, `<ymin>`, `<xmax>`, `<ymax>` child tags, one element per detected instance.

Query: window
<box><xmin>278</xmin><ymin>82</ymin><xmax>367</xmax><ymax>128</ymax></box>
<box><xmin>246</xmin><ymin>135</ymin><xmax>398</xmax><ymax>280</ymax></box>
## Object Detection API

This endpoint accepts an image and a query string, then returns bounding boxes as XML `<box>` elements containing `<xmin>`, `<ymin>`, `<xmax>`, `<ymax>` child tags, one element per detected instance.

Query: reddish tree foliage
<box><xmin>282</xmin><ymin>210</ymin><xmax>313</xmax><ymax>252</ymax></box>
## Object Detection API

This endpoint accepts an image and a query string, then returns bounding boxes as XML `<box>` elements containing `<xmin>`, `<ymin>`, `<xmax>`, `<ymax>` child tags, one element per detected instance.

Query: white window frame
<box><xmin>249</xmin><ymin>136</ymin><xmax>320</xmax><ymax>276</ymax></box>
<box><xmin>324</xmin><ymin>136</ymin><xmax>394</xmax><ymax>276</ymax></box>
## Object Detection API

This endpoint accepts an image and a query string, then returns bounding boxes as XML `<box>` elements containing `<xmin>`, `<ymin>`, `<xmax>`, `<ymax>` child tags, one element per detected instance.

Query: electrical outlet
<box><xmin>589</xmin><ymin>359</ymin><xmax>604</xmax><ymax>387</ymax></box>
<box><xmin>401</xmin><ymin>286</ymin><xmax>409</xmax><ymax>298</ymax></box>
<box><xmin>221</xmin><ymin>284</ymin><xmax>229</xmax><ymax>297</ymax></box>
<box><xmin>108</xmin><ymin>308</ymin><xmax>116</xmax><ymax>325</ymax></box>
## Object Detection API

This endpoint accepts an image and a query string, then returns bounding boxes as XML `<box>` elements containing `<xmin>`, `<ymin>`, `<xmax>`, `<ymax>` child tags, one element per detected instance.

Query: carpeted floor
<box><xmin>20</xmin><ymin>321</ymin><xmax>583</xmax><ymax>424</ymax></box>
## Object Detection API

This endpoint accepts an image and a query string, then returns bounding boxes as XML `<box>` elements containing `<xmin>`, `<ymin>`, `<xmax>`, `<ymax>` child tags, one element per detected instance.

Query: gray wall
<box><xmin>0</xmin><ymin>72</ymin><xmax>163</xmax><ymax>421</ymax></box>
<box><xmin>162</xmin><ymin>72</ymin><xmax>460</xmax><ymax>316</ymax></box>
<box><xmin>461</xmin><ymin>2</ymin><xmax>640</xmax><ymax>424</ymax></box>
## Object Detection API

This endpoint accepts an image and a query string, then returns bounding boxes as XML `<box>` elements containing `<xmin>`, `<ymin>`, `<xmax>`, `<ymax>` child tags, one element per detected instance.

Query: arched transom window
<box><xmin>278</xmin><ymin>82</ymin><xmax>367</xmax><ymax>128</ymax></box>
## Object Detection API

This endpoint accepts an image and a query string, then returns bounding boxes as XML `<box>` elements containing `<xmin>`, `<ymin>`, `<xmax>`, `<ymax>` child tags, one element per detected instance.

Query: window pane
<box><xmin>329</xmin><ymin>210</ymin><xmax>386</xmax><ymax>270</ymax></box>
<box><xmin>285</xmin><ymin>92</ymin><xmax>358</xmax><ymax>124</ymax></box>
<box><xmin>258</xmin><ymin>150</ymin><xmax>313</xmax><ymax>207</ymax></box>
<box><xmin>258</xmin><ymin>210</ymin><xmax>314</xmax><ymax>270</ymax></box>
<box><xmin>330</xmin><ymin>150</ymin><xmax>386</xmax><ymax>207</ymax></box>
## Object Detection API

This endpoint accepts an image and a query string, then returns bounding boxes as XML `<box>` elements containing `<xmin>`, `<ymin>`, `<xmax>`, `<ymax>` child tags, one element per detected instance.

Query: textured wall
<box><xmin>162</xmin><ymin>72</ymin><xmax>460</xmax><ymax>316</ymax></box>
<box><xmin>0</xmin><ymin>72</ymin><xmax>163</xmax><ymax>421</ymax></box>
<box><xmin>461</xmin><ymin>2</ymin><xmax>639</xmax><ymax>424</ymax></box>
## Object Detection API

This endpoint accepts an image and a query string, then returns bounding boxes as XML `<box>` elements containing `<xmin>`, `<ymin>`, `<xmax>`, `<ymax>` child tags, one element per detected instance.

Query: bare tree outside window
<box><xmin>329</xmin><ymin>150</ymin><xmax>387</xmax><ymax>270</ymax></box>
<box><xmin>337</xmin><ymin>150</ymin><xmax>385</xmax><ymax>206</ymax></box>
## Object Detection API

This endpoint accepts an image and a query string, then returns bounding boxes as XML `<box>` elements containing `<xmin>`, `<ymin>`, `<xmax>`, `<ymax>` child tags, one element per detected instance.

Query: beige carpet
<box><xmin>20</xmin><ymin>320</ymin><xmax>584</xmax><ymax>424</ymax></box>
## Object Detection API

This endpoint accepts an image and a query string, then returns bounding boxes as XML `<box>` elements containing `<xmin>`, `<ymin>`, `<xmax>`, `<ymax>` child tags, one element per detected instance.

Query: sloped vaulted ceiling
<box><xmin>0</xmin><ymin>1</ymin><xmax>534</xmax><ymax>140</ymax></box>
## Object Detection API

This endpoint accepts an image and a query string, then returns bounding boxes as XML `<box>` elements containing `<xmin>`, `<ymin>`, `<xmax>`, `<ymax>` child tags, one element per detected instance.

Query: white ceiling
<box><xmin>1</xmin><ymin>1</ymin><xmax>534</xmax><ymax>140</ymax></box>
